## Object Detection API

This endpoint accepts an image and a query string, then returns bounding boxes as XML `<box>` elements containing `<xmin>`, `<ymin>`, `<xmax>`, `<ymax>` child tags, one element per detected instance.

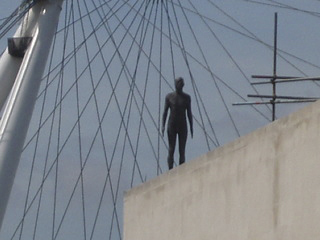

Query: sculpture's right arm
<box><xmin>162</xmin><ymin>96</ymin><xmax>169</xmax><ymax>136</ymax></box>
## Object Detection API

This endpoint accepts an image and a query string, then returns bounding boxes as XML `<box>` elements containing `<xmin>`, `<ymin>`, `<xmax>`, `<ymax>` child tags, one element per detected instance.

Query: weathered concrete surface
<box><xmin>124</xmin><ymin>100</ymin><xmax>320</xmax><ymax>240</ymax></box>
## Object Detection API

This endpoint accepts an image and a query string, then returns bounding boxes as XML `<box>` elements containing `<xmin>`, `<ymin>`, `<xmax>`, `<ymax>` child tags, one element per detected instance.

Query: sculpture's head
<box><xmin>175</xmin><ymin>77</ymin><xmax>184</xmax><ymax>93</ymax></box>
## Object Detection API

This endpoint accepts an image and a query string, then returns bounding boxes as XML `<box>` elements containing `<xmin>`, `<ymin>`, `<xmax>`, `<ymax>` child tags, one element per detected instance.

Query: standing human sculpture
<box><xmin>162</xmin><ymin>77</ymin><xmax>193</xmax><ymax>170</ymax></box>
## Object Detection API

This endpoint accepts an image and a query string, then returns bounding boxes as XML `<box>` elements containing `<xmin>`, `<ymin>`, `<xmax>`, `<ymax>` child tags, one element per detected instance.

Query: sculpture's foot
<box><xmin>168</xmin><ymin>158</ymin><xmax>174</xmax><ymax>170</ymax></box>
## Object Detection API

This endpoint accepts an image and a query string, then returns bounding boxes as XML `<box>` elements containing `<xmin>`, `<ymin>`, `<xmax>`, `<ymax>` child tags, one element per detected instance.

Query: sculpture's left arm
<box><xmin>187</xmin><ymin>95</ymin><xmax>193</xmax><ymax>138</ymax></box>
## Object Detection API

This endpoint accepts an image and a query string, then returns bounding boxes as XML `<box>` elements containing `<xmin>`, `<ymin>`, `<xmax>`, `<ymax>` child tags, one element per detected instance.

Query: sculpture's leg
<box><xmin>167</xmin><ymin>130</ymin><xmax>176</xmax><ymax>169</ymax></box>
<box><xmin>178</xmin><ymin>130</ymin><xmax>187</xmax><ymax>165</ymax></box>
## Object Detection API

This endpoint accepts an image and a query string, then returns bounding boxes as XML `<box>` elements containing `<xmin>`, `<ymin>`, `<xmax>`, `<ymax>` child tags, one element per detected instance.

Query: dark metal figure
<box><xmin>162</xmin><ymin>77</ymin><xmax>193</xmax><ymax>170</ymax></box>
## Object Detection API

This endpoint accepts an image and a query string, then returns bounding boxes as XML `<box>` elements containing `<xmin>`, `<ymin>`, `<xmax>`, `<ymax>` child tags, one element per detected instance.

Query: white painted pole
<box><xmin>0</xmin><ymin>0</ymin><xmax>63</xmax><ymax>230</ymax></box>
<box><xmin>0</xmin><ymin>3</ymin><xmax>42</xmax><ymax>111</ymax></box>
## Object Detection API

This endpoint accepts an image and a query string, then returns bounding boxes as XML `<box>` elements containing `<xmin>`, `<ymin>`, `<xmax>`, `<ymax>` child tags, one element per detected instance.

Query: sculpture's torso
<box><xmin>166</xmin><ymin>92</ymin><xmax>190</xmax><ymax>133</ymax></box>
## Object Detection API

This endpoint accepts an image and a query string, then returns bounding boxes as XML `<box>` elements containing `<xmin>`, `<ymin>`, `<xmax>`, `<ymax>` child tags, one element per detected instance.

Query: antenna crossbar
<box><xmin>233</xmin><ymin>99</ymin><xmax>317</xmax><ymax>106</ymax></box>
<box><xmin>247</xmin><ymin>94</ymin><xmax>319</xmax><ymax>100</ymax></box>
<box><xmin>251</xmin><ymin>76</ymin><xmax>320</xmax><ymax>85</ymax></box>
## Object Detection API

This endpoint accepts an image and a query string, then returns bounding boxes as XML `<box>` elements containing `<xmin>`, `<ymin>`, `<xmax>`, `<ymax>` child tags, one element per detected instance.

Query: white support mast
<box><xmin>0</xmin><ymin>0</ymin><xmax>63</xmax><ymax>230</ymax></box>
<box><xmin>0</xmin><ymin>2</ymin><xmax>42</xmax><ymax>111</ymax></box>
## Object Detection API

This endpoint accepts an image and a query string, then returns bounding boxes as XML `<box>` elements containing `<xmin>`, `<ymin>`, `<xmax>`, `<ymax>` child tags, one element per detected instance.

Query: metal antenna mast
<box><xmin>272</xmin><ymin>12</ymin><xmax>278</xmax><ymax>121</ymax></box>
<box><xmin>234</xmin><ymin>13</ymin><xmax>320</xmax><ymax>121</ymax></box>
<box><xmin>0</xmin><ymin>0</ymin><xmax>63</xmax><ymax>230</ymax></box>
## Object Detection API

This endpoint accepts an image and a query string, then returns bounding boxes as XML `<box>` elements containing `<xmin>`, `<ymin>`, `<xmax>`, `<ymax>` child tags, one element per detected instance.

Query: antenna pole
<box><xmin>0</xmin><ymin>0</ymin><xmax>63</xmax><ymax>230</ymax></box>
<box><xmin>234</xmin><ymin>13</ymin><xmax>320</xmax><ymax>116</ymax></box>
<box><xmin>272</xmin><ymin>12</ymin><xmax>278</xmax><ymax>121</ymax></box>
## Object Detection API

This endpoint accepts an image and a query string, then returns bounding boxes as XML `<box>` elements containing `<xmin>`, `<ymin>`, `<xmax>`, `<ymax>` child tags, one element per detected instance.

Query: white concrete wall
<box><xmin>124</xmin><ymin>100</ymin><xmax>320</xmax><ymax>240</ymax></box>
